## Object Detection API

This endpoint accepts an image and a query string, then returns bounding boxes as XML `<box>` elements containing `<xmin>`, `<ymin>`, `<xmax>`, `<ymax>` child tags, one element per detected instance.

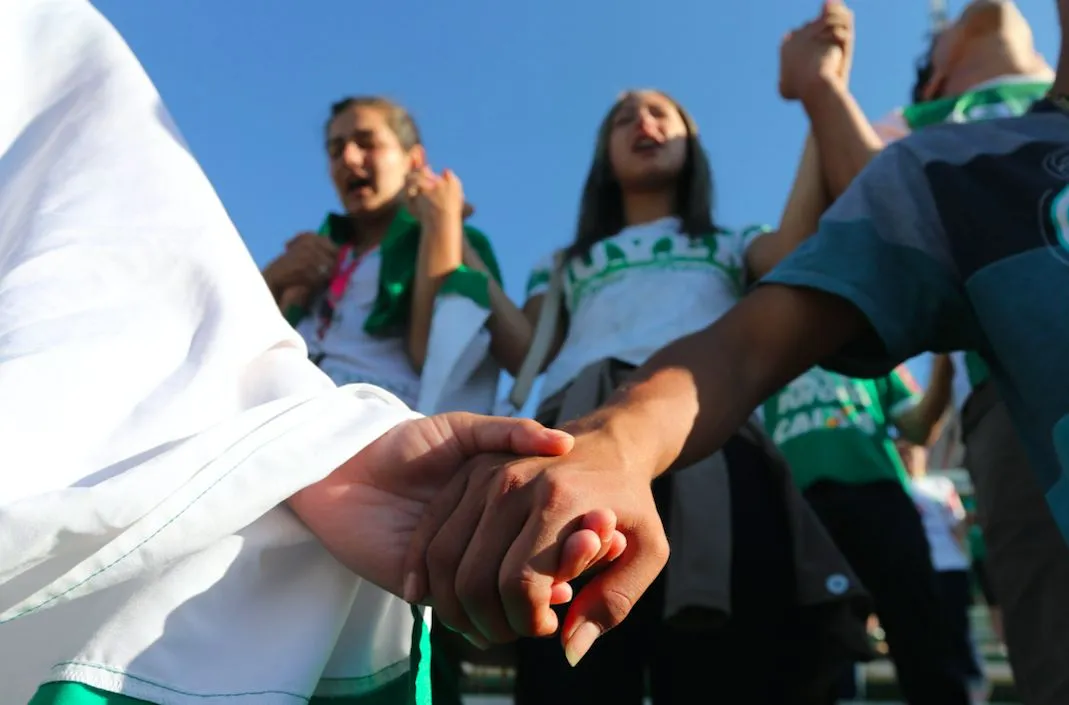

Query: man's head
<box><xmin>913</xmin><ymin>0</ymin><xmax>1051</xmax><ymax>102</ymax></box>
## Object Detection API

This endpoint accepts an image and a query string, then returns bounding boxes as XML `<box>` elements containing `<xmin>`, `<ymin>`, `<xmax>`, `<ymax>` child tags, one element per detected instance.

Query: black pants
<box><xmin>937</xmin><ymin>570</ymin><xmax>984</xmax><ymax>680</ymax></box>
<box><xmin>805</xmin><ymin>480</ymin><xmax>970</xmax><ymax>705</ymax></box>
<box><xmin>513</xmin><ymin>436</ymin><xmax>801</xmax><ymax>705</ymax></box>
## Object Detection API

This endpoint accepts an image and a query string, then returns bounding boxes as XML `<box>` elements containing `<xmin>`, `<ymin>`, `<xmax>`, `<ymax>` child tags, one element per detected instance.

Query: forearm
<box><xmin>747</xmin><ymin>133</ymin><xmax>830</xmax><ymax>279</ymax></box>
<box><xmin>895</xmin><ymin>355</ymin><xmax>955</xmax><ymax>445</ymax></box>
<box><xmin>567</xmin><ymin>286</ymin><xmax>861</xmax><ymax>478</ymax></box>
<box><xmin>462</xmin><ymin>240</ymin><xmax>538</xmax><ymax>376</ymax></box>
<box><xmin>907</xmin><ymin>355</ymin><xmax>955</xmax><ymax>444</ymax></box>
<box><xmin>802</xmin><ymin>78</ymin><xmax>886</xmax><ymax>200</ymax></box>
<box><xmin>408</xmin><ymin>217</ymin><xmax>464</xmax><ymax>371</ymax></box>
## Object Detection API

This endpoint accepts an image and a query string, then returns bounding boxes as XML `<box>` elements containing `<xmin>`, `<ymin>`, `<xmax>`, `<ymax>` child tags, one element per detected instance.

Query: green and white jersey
<box><xmin>526</xmin><ymin>217</ymin><xmax>769</xmax><ymax>400</ymax></box>
<box><xmin>762</xmin><ymin>366</ymin><xmax>923</xmax><ymax>490</ymax></box>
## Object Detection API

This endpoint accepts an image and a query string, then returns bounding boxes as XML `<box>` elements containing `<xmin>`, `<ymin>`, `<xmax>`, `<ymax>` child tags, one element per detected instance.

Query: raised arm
<box><xmin>895</xmin><ymin>354</ymin><xmax>955</xmax><ymax>445</ymax></box>
<box><xmin>781</xmin><ymin>1</ymin><xmax>886</xmax><ymax>200</ymax></box>
<box><xmin>803</xmin><ymin>79</ymin><xmax>886</xmax><ymax>200</ymax></box>
<box><xmin>407</xmin><ymin>168</ymin><xmax>466</xmax><ymax>372</ymax></box>
<box><xmin>461</xmin><ymin>240</ymin><xmax>567</xmax><ymax>377</ymax></box>
<box><xmin>746</xmin><ymin>133</ymin><xmax>829</xmax><ymax>279</ymax></box>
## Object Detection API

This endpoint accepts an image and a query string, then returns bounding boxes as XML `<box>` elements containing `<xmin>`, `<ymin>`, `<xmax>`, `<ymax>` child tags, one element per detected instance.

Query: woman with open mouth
<box><xmin>261</xmin><ymin>96</ymin><xmax>503</xmax><ymax>421</ymax></box>
<box><xmin>468</xmin><ymin>88</ymin><xmax>873</xmax><ymax>705</ymax></box>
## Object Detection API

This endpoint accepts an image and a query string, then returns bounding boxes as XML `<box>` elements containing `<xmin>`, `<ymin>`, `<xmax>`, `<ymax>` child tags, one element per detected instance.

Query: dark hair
<box><xmin>325</xmin><ymin>96</ymin><xmax>422</xmax><ymax>150</ymax></box>
<box><xmin>567</xmin><ymin>90</ymin><xmax>716</xmax><ymax>259</ymax></box>
<box><xmin>911</xmin><ymin>30</ymin><xmax>944</xmax><ymax>104</ymax></box>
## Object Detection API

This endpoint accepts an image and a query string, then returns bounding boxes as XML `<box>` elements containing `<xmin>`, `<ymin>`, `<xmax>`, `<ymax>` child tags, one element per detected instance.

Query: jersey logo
<box><xmin>1043</xmin><ymin>147</ymin><xmax>1069</xmax><ymax>265</ymax></box>
<box><xmin>1045</xmin><ymin>184</ymin><xmax>1069</xmax><ymax>266</ymax></box>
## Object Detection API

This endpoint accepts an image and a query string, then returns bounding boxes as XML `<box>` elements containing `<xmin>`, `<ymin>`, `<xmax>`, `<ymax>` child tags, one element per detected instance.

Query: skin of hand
<box><xmin>287</xmin><ymin>413</ymin><xmax>624</xmax><ymax>619</ymax></box>
<box><xmin>263</xmin><ymin>232</ymin><xmax>339</xmax><ymax>301</ymax></box>
<box><xmin>401</xmin><ymin>420</ymin><xmax>669</xmax><ymax>665</ymax></box>
<box><xmin>779</xmin><ymin>1</ymin><xmax>854</xmax><ymax>102</ymax></box>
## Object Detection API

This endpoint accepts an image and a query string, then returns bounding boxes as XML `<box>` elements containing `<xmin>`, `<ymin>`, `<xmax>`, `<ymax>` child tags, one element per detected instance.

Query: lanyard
<box><xmin>315</xmin><ymin>243</ymin><xmax>371</xmax><ymax>341</ymax></box>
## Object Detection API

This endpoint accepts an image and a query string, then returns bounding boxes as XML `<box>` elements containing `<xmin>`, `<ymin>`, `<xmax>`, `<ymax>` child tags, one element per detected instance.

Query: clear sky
<box><xmin>94</xmin><ymin>0</ymin><xmax>1060</xmax><ymax>390</ymax></box>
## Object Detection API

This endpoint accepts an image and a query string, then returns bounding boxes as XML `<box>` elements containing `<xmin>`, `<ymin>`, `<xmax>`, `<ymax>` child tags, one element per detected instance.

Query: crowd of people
<box><xmin>2</xmin><ymin>0</ymin><xmax>1068</xmax><ymax>704</ymax></box>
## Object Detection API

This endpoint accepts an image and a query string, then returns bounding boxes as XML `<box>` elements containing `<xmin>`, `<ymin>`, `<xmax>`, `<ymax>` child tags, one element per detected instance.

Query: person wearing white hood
<box><xmin>0</xmin><ymin>1</ymin><xmax>624</xmax><ymax>704</ymax></box>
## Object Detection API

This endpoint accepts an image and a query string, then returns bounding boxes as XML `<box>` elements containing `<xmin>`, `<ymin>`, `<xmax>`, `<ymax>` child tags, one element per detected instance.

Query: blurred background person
<box><xmin>899</xmin><ymin>438</ymin><xmax>990</xmax><ymax>704</ymax></box>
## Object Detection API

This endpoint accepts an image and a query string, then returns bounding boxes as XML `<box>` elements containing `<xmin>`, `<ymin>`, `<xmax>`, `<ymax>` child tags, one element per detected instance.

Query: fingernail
<box><xmin>544</xmin><ymin>429</ymin><xmax>573</xmax><ymax>441</ymax></box>
<box><xmin>403</xmin><ymin>572</ymin><xmax>418</xmax><ymax>603</ymax></box>
<box><xmin>463</xmin><ymin>632</ymin><xmax>491</xmax><ymax>650</ymax></box>
<box><xmin>564</xmin><ymin>622</ymin><xmax>601</xmax><ymax>667</ymax></box>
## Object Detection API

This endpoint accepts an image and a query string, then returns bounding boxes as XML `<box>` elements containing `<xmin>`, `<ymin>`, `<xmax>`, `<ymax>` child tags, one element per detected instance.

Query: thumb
<box><xmin>559</xmin><ymin>520</ymin><xmax>669</xmax><ymax>666</ymax></box>
<box><xmin>439</xmin><ymin>412</ymin><xmax>575</xmax><ymax>459</ymax></box>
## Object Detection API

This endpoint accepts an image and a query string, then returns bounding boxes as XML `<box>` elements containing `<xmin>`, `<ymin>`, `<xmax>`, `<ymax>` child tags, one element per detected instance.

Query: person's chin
<box><xmin>343</xmin><ymin>199</ymin><xmax>376</xmax><ymax>217</ymax></box>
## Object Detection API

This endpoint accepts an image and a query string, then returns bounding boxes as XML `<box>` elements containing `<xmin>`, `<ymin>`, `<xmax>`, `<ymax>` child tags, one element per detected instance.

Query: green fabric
<box><xmin>763</xmin><ymin>367</ymin><xmax>920</xmax><ymax>490</ymax></box>
<box><xmin>30</xmin><ymin>683</ymin><xmax>148</xmax><ymax>705</ymax></box>
<box><xmin>964</xmin><ymin>350</ymin><xmax>990</xmax><ymax>388</ymax></box>
<box><xmin>901</xmin><ymin>79</ymin><xmax>1051</xmax><ymax>130</ymax></box>
<box><xmin>286</xmin><ymin>207</ymin><xmax>502</xmax><ymax>334</ymax></box>
<box><xmin>31</xmin><ymin>610</ymin><xmax>431</xmax><ymax>705</ymax></box>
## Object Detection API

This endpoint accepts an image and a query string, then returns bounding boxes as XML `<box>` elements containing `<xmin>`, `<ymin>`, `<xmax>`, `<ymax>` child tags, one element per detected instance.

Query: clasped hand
<box><xmin>401</xmin><ymin>428</ymin><xmax>669</xmax><ymax>666</ymax></box>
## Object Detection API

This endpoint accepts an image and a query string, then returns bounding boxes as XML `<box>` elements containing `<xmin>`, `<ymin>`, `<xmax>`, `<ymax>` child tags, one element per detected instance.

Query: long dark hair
<box><xmin>567</xmin><ymin>90</ymin><xmax>717</xmax><ymax>260</ymax></box>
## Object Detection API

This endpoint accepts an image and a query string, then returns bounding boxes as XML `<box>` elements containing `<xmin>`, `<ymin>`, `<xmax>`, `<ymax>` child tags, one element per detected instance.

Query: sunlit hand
<box><xmin>263</xmin><ymin>231</ymin><xmax>338</xmax><ymax>300</ymax></box>
<box><xmin>779</xmin><ymin>1</ymin><xmax>854</xmax><ymax>101</ymax></box>
<box><xmin>402</xmin><ymin>426</ymin><xmax>668</xmax><ymax>666</ymax></box>
<box><xmin>287</xmin><ymin>413</ymin><xmax>624</xmax><ymax>607</ymax></box>
<box><xmin>406</xmin><ymin>166</ymin><xmax>466</xmax><ymax>229</ymax></box>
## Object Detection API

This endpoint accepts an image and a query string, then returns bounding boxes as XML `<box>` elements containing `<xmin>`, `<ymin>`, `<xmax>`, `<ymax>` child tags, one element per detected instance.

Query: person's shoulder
<box><xmin>714</xmin><ymin>223</ymin><xmax>773</xmax><ymax>249</ymax></box>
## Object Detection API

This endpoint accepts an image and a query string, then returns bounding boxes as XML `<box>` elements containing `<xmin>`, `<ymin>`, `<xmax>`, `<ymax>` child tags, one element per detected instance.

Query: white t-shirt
<box><xmin>912</xmin><ymin>475</ymin><xmax>970</xmax><ymax>572</ymax></box>
<box><xmin>297</xmin><ymin>247</ymin><xmax>422</xmax><ymax>407</ymax></box>
<box><xmin>526</xmin><ymin>217</ymin><xmax>768</xmax><ymax>401</ymax></box>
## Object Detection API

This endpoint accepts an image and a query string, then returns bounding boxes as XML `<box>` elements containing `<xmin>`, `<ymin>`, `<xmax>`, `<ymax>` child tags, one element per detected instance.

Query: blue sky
<box><xmin>95</xmin><ymin>0</ymin><xmax>1060</xmax><ymax>390</ymax></box>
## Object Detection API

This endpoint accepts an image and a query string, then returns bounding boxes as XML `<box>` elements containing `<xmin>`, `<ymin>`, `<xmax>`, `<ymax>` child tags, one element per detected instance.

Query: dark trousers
<box><xmin>805</xmin><ymin>480</ymin><xmax>970</xmax><ymax>705</ymax></box>
<box><xmin>513</xmin><ymin>436</ymin><xmax>801</xmax><ymax>705</ymax></box>
<box><xmin>937</xmin><ymin>569</ymin><xmax>984</xmax><ymax>680</ymax></box>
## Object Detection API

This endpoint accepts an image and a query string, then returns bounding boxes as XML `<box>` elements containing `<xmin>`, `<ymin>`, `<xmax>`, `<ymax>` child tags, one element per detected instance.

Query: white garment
<box><xmin>912</xmin><ymin>476</ymin><xmax>970</xmax><ymax>572</ymax></box>
<box><xmin>296</xmin><ymin>248</ymin><xmax>500</xmax><ymax>417</ymax></box>
<box><xmin>0</xmin><ymin>1</ymin><xmax>425</xmax><ymax>703</ymax></box>
<box><xmin>298</xmin><ymin>248</ymin><xmax>423</xmax><ymax>407</ymax></box>
<box><xmin>527</xmin><ymin>218</ymin><xmax>767</xmax><ymax>401</ymax></box>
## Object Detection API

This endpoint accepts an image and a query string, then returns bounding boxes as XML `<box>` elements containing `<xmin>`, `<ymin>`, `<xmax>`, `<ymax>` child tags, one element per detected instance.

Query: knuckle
<box><xmin>538</xmin><ymin>471</ymin><xmax>577</xmax><ymax>515</ymax></box>
<box><xmin>498</xmin><ymin>566</ymin><xmax>542</xmax><ymax>634</ymax></box>
<box><xmin>600</xmin><ymin>586</ymin><xmax>638</xmax><ymax>627</ymax></box>
<box><xmin>454</xmin><ymin>564</ymin><xmax>494</xmax><ymax>608</ymax></box>
<box><xmin>650</xmin><ymin>531</ymin><xmax>671</xmax><ymax>566</ymax></box>
<box><xmin>516</xmin><ymin>417</ymin><xmax>542</xmax><ymax>434</ymax></box>
<box><xmin>425</xmin><ymin>535</ymin><xmax>459</xmax><ymax>581</ymax></box>
<box><xmin>491</xmin><ymin>464</ymin><xmax>530</xmax><ymax>501</ymax></box>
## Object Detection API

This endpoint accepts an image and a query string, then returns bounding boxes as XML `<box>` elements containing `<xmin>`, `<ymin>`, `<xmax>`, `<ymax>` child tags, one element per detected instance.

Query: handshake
<box><xmin>287</xmin><ymin>410</ymin><xmax>671</xmax><ymax>666</ymax></box>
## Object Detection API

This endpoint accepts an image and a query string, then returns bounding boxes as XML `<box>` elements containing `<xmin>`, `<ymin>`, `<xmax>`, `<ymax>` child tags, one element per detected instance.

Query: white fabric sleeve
<box><xmin>525</xmin><ymin>251</ymin><xmax>556</xmax><ymax>298</ymax></box>
<box><xmin>0</xmin><ymin>0</ymin><xmax>416</xmax><ymax>636</ymax></box>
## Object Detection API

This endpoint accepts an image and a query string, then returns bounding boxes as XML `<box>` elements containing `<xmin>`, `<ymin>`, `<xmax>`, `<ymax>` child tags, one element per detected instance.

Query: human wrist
<box><xmin>560</xmin><ymin>405</ymin><xmax>676</xmax><ymax>482</ymax></box>
<box><xmin>800</xmin><ymin>73</ymin><xmax>848</xmax><ymax>119</ymax></box>
<box><xmin>418</xmin><ymin>205</ymin><xmax>463</xmax><ymax>231</ymax></box>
